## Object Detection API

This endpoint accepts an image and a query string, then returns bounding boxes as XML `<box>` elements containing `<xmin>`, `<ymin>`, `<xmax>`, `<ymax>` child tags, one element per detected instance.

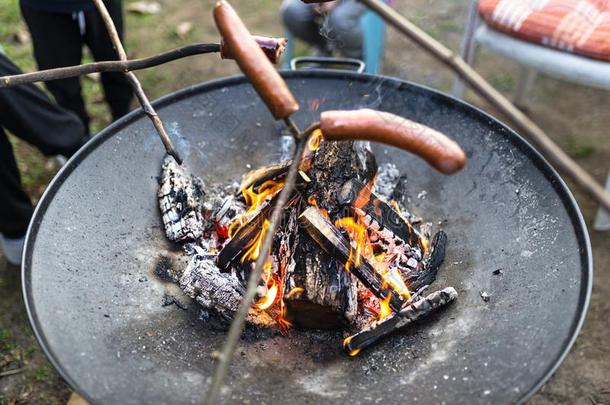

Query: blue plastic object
<box><xmin>282</xmin><ymin>8</ymin><xmax>386</xmax><ymax>73</ymax></box>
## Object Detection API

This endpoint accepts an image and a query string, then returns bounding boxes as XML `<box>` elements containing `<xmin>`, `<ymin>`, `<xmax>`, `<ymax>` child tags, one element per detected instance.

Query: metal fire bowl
<box><xmin>23</xmin><ymin>71</ymin><xmax>591</xmax><ymax>404</ymax></box>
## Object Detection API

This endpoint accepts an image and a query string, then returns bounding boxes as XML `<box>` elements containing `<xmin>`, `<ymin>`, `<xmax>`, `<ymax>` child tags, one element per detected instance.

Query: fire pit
<box><xmin>158</xmin><ymin>126</ymin><xmax>458</xmax><ymax>354</ymax></box>
<box><xmin>22</xmin><ymin>71</ymin><xmax>591</xmax><ymax>404</ymax></box>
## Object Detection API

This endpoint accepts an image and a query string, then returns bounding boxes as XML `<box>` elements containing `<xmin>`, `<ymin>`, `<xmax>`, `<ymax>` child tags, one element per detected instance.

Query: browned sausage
<box><xmin>220</xmin><ymin>36</ymin><xmax>288</xmax><ymax>65</ymax></box>
<box><xmin>213</xmin><ymin>1</ymin><xmax>299</xmax><ymax>120</ymax></box>
<box><xmin>320</xmin><ymin>109</ymin><xmax>466</xmax><ymax>174</ymax></box>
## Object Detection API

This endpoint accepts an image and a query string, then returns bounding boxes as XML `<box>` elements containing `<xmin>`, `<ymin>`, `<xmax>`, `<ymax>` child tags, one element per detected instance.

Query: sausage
<box><xmin>320</xmin><ymin>109</ymin><xmax>466</xmax><ymax>174</ymax></box>
<box><xmin>220</xmin><ymin>36</ymin><xmax>288</xmax><ymax>65</ymax></box>
<box><xmin>213</xmin><ymin>1</ymin><xmax>299</xmax><ymax>120</ymax></box>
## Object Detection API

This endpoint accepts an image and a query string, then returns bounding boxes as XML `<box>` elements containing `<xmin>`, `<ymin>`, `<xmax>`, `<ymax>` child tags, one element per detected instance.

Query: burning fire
<box><xmin>336</xmin><ymin>210</ymin><xmax>412</xmax><ymax>320</ymax></box>
<box><xmin>308</xmin><ymin>129</ymin><xmax>323</xmax><ymax>152</ymax></box>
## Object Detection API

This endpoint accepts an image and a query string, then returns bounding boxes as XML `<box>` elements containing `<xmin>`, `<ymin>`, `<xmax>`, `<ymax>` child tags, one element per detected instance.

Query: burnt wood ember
<box><xmin>158</xmin><ymin>156</ymin><xmax>206</xmax><ymax>242</ymax></box>
<box><xmin>407</xmin><ymin>231</ymin><xmax>447</xmax><ymax>291</ymax></box>
<box><xmin>304</xmin><ymin>141</ymin><xmax>377</xmax><ymax>216</ymax></box>
<box><xmin>180</xmin><ymin>253</ymin><xmax>273</xmax><ymax>326</ymax></box>
<box><xmin>339</xmin><ymin>178</ymin><xmax>424</xmax><ymax>249</ymax></box>
<box><xmin>239</xmin><ymin>160</ymin><xmax>290</xmax><ymax>191</ymax></box>
<box><xmin>215</xmin><ymin>199</ymin><xmax>273</xmax><ymax>271</ymax></box>
<box><xmin>299</xmin><ymin>206</ymin><xmax>404</xmax><ymax>312</ymax></box>
<box><xmin>344</xmin><ymin>287</ymin><xmax>458</xmax><ymax>355</ymax></box>
<box><xmin>283</xmin><ymin>226</ymin><xmax>358</xmax><ymax>329</ymax></box>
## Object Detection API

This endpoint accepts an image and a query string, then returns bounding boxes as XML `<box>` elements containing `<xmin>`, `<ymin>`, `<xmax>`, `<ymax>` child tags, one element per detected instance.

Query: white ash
<box><xmin>158</xmin><ymin>156</ymin><xmax>206</xmax><ymax>242</ymax></box>
<box><xmin>375</xmin><ymin>163</ymin><xmax>401</xmax><ymax>200</ymax></box>
<box><xmin>180</xmin><ymin>254</ymin><xmax>244</xmax><ymax>320</ymax></box>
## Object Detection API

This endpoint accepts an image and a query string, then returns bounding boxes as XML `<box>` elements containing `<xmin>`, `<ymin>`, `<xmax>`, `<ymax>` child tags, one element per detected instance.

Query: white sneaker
<box><xmin>0</xmin><ymin>235</ymin><xmax>25</xmax><ymax>266</ymax></box>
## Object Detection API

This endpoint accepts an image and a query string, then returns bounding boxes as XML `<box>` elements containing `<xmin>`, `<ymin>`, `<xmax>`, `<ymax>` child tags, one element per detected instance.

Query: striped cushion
<box><xmin>479</xmin><ymin>0</ymin><xmax>610</xmax><ymax>61</ymax></box>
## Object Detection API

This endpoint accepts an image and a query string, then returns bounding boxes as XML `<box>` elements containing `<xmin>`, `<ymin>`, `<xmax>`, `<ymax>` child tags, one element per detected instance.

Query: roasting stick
<box><xmin>207</xmin><ymin>2</ymin><xmax>304</xmax><ymax>403</ymax></box>
<box><xmin>92</xmin><ymin>0</ymin><xmax>182</xmax><ymax>163</ymax></box>
<box><xmin>354</xmin><ymin>0</ymin><xmax>610</xmax><ymax>211</ymax></box>
<box><xmin>0</xmin><ymin>37</ymin><xmax>286</xmax><ymax>88</ymax></box>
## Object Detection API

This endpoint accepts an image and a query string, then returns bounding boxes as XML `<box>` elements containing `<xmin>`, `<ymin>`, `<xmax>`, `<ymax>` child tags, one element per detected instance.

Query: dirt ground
<box><xmin>0</xmin><ymin>0</ymin><xmax>608</xmax><ymax>403</ymax></box>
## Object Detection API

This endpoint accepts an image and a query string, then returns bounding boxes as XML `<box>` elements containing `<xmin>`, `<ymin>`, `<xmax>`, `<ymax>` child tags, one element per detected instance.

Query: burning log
<box><xmin>304</xmin><ymin>141</ymin><xmax>377</xmax><ymax>216</ymax></box>
<box><xmin>343</xmin><ymin>287</ymin><xmax>458</xmax><ymax>355</ymax></box>
<box><xmin>338</xmin><ymin>178</ymin><xmax>424</xmax><ymax>249</ymax></box>
<box><xmin>299</xmin><ymin>206</ymin><xmax>405</xmax><ymax>312</ymax></box>
<box><xmin>240</xmin><ymin>160</ymin><xmax>290</xmax><ymax>191</ymax></box>
<box><xmin>215</xmin><ymin>203</ymin><xmax>270</xmax><ymax>271</ymax></box>
<box><xmin>158</xmin><ymin>156</ymin><xmax>207</xmax><ymax>242</ymax></box>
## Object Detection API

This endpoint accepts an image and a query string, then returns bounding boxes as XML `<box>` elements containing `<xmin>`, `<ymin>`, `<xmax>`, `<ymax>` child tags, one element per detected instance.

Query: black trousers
<box><xmin>0</xmin><ymin>53</ymin><xmax>86</xmax><ymax>238</ymax></box>
<box><xmin>21</xmin><ymin>0</ymin><xmax>133</xmax><ymax>133</ymax></box>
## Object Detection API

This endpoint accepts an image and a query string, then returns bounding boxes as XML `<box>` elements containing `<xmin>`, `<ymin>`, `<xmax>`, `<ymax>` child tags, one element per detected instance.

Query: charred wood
<box><xmin>284</xmin><ymin>202</ymin><xmax>358</xmax><ymax>329</ymax></box>
<box><xmin>339</xmin><ymin>178</ymin><xmax>423</xmax><ymax>249</ymax></box>
<box><xmin>305</xmin><ymin>141</ymin><xmax>377</xmax><ymax>217</ymax></box>
<box><xmin>344</xmin><ymin>287</ymin><xmax>458</xmax><ymax>355</ymax></box>
<box><xmin>299</xmin><ymin>206</ymin><xmax>404</xmax><ymax>312</ymax></box>
<box><xmin>406</xmin><ymin>230</ymin><xmax>447</xmax><ymax>291</ymax></box>
<box><xmin>240</xmin><ymin>160</ymin><xmax>291</xmax><ymax>191</ymax></box>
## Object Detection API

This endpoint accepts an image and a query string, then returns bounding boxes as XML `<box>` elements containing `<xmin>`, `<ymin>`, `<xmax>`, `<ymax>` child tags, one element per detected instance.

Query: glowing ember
<box><xmin>307</xmin><ymin>128</ymin><xmax>323</xmax><ymax>152</ymax></box>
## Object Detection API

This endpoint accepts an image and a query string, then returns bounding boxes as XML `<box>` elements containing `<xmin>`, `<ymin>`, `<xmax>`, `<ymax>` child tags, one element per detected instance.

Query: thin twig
<box><xmin>0</xmin><ymin>367</ymin><xmax>25</xmax><ymax>378</ymax></box>
<box><xmin>359</xmin><ymin>0</ymin><xmax>610</xmax><ymax>212</ymax></box>
<box><xmin>206</xmin><ymin>132</ymin><xmax>311</xmax><ymax>405</ymax></box>
<box><xmin>0</xmin><ymin>43</ymin><xmax>220</xmax><ymax>88</ymax></box>
<box><xmin>92</xmin><ymin>0</ymin><xmax>182</xmax><ymax>164</ymax></box>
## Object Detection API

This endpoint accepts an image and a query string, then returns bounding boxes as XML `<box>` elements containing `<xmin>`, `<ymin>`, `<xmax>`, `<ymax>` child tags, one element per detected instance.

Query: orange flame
<box><xmin>255</xmin><ymin>282</ymin><xmax>278</xmax><ymax>310</ymax></box>
<box><xmin>379</xmin><ymin>296</ymin><xmax>392</xmax><ymax>320</ymax></box>
<box><xmin>228</xmin><ymin>179</ymin><xmax>284</xmax><ymax>239</ymax></box>
<box><xmin>336</xmin><ymin>212</ymin><xmax>412</xmax><ymax>319</ymax></box>
<box><xmin>343</xmin><ymin>336</ymin><xmax>361</xmax><ymax>357</ymax></box>
<box><xmin>308</xmin><ymin>129</ymin><xmax>323</xmax><ymax>152</ymax></box>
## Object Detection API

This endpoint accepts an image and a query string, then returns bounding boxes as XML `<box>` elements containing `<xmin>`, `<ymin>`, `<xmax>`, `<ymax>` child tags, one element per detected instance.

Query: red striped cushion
<box><xmin>479</xmin><ymin>0</ymin><xmax>610</xmax><ymax>61</ymax></box>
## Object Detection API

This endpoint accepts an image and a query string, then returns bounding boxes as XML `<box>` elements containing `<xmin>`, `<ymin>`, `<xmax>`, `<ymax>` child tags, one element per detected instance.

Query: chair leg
<box><xmin>513</xmin><ymin>66</ymin><xmax>537</xmax><ymax>108</ymax></box>
<box><xmin>594</xmin><ymin>172</ymin><xmax>610</xmax><ymax>231</ymax></box>
<box><xmin>452</xmin><ymin>0</ymin><xmax>480</xmax><ymax>99</ymax></box>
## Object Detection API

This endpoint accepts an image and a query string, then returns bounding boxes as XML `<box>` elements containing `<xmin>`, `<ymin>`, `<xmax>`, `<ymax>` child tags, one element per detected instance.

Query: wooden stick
<box><xmin>0</xmin><ymin>43</ymin><xmax>220</xmax><ymax>88</ymax></box>
<box><xmin>206</xmin><ymin>134</ymin><xmax>309</xmax><ymax>405</ymax></box>
<box><xmin>92</xmin><ymin>0</ymin><xmax>182</xmax><ymax>164</ymax></box>
<box><xmin>359</xmin><ymin>0</ymin><xmax>610</xmax><ymax>211</ymax></box>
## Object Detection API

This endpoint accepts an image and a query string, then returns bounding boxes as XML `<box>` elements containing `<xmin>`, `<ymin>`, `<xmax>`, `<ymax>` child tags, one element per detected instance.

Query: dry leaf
<box><xmin>127</xmin><ymin>1</ymin><xmax>161</xmax><ymax>15</ymax></box>
<box><xmin>175</xmin><ymin>21</ymin><xmax>193</xmax><ymax>39</ymax></box>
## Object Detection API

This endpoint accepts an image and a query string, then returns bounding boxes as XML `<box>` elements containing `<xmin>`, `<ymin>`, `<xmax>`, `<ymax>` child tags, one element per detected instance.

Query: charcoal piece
<box><xmin>158</xmin><ymin>156</ymin><xmax>207</xmax><ymax>242</ymax></box>
<box><xmin>390</xmin><ymin>174</ymin><xmax>409</xmax><ymax>206</ymax></box>
<box><xmin>404</xmin><ymin>231</ymin><xmax>447</xmax><ymax>292</ymax></box>
<box><xmin>343</xmin><ymin>287</ymin><xmax>458</xmax><ymax>355</ymax></box>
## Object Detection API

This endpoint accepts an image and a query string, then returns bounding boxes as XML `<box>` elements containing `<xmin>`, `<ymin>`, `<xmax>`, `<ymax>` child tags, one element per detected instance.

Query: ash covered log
<box><xmin>180</xmin><ymin>253</ymin><xmax>272</xmax><ymax>326</ymax></box>
<box><xmin>344</xmin><ymin>287</ymin><xmax>458</xmax><ymax>355</ymax></box>
<box><xmin>158</xmin><ymin>156</ymin><xmax>207</xmax><ymax>242</ymax></box>
<box><xmin>299</xmin><ymin>206</ymin><xmax>404</xmax><ymax>312</ymax></box>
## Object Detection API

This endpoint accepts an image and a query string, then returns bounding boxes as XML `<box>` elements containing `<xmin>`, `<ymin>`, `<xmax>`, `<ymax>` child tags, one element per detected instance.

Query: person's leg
<box><xmin>84</xmin><ymin>0</ymin><xmax>133</xmax><ymax>121</ymax></box>
<box><xmin>20</xmin><ymin>3</ymin><xmax>90</xmax><ymax>132</ymax></box>
<box><xmin>0</xmin><ymin>53</ymin><xmax>88</xmax><ymax>157</ymax></box>
<box><xmin>0</xmin><ymin>127</ymin><xmax>33</xmax><ymax>241</ymax></box>
<box><xmin>326</xmin><ymin>0</ymin><xmax>366</xmax><ymax>59</ymax></box>
<box><xmin>281</xmin><ymin>0</ymin><xmax>329</xmax><ymax>51</ymax></box>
